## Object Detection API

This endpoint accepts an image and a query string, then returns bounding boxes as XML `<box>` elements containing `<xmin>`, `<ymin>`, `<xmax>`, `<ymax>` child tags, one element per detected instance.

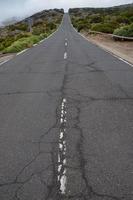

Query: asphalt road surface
<box><xmin>0</xmin><ymin>14</ymin><xmax>133</xmax><ymax>200</ymax></box>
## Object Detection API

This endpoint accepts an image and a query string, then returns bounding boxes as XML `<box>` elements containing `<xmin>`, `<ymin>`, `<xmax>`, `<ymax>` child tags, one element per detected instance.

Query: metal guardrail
<box><xmin>88</xmin><ymin>30</ymin><xmax>133</xmax><ymax>41</ymax></box>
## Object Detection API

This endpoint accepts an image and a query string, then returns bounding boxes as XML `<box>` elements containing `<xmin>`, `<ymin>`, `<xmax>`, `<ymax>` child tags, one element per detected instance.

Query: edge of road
<box><xmin>70</xmin><ymin>21</ymin><xmax>133</xmax><ymax>68</ymax></box>
<box><xmin>0</xmin><ymin>16</ymin><xmax>64</xmax><ymax>67</ymax></box>
<box><xmin>79</xmin><ymin>32</ymin><xmax>133</xmax><ymax>68</ymax></box>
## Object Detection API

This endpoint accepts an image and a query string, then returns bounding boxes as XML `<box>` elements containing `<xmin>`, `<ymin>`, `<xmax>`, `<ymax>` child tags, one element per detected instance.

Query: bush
<box><xmin>34</xmin><ymin>19</ymin><xmax>44</xmax><ymax>26</ymax></box>
<box><xmin>91</xmin><ymin>23</ymin><xmax>116</xmax><ymax>33</ymax></box>
<box><xmin>130</xmin><ymin>16</ymin><xmax>133</xmax><ymax>23</ymax></box>
<box><xmin>113</xmin><ymin>23</ymin><xmax>133</xmax><ymax>37</ymax></box>
<box><xmin>89</xmin><ymin>14</ymin><xmax>103</xmax><ymax>23</ymax></box>
<box><xmin>77</xmin><ymin>23</ymin><xmax>91</xmax><ymax>32</ymax></box>
<box><xmin>1</xmin><ymin>36</ymin><xmax>15</xmax><ymax>48</ymax></box>
<box><xmin>72</xmin><ymin>18</ymin><xmax>91</xmax><ymax>32</ymax></box>
<box><xmin>16</xmin><ymin>23</ymin><xmax>28</xmax><ymax>31</ymax></box>
<box><xmin>3</xmin><ymin>35</ymin><xmax>41</xmax><ymax>53</ymax></box>
<box><xmin>8</xmin><ymin>23</ymin><xmax>28</xmax><ymax>31</ymax></box>
<box><xmin>40</xmin><ymin>33</ymin><xmax>48</xmax><ymax>39</ymax></box>
<box><xmin>46</xmin><ymin>22</ymin><xmax>56</xmax><ymax>30</ymax></box>
<box><xmin>33</xmin><ymin>26</ymin><xmax>46</xmax><ymax>35</ymax></box>
<box><xmin>0</xmin><ymin>43</ymin><xmax>4</xmax><ymax>51</ymax></box>
<box><xmin>15</xmin><ymin>32</ymin><xmax>31</xmax><ymax>40</ymax></box>
<box><xmin>115</xmin><ymin>16</ymin><xmax>129</xmax><ymax>24</ymax></box>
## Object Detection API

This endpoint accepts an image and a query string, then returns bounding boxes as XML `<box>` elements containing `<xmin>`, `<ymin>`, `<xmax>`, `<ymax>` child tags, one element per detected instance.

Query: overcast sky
<box><xmin>0</xmin><ymin>0</ymin><xmax>132</xmax><ymax>24</ymax></box>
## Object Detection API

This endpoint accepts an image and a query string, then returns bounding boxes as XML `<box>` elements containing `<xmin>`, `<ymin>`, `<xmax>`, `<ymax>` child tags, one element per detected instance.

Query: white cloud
<box><xmin>24</xmin><ymin>0</ymin><xmax>133</xmax><ymax>12</ymax></box>
<box><xmin>0</xmin><ymin>0</ymin><xmax>132</xmax><ymax>23</ymax></box>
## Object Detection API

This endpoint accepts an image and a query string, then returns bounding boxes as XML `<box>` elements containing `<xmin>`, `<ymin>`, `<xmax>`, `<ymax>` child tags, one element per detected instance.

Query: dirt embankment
<box><xmin>82</xmin><ymin>32</ymin><xmax>133</xmax><ymax>64</ymax></box>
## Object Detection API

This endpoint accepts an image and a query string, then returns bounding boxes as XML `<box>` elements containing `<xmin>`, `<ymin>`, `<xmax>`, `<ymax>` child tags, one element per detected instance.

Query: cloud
<box><xmin>0</xmin><ymin>0</ymin><xmax>132</xmax><ymax>24</ymax></box>
<box><xmin>24</xmin><ymin>0</ymin><xmax>133</xmax><ymax>12</ymax></box>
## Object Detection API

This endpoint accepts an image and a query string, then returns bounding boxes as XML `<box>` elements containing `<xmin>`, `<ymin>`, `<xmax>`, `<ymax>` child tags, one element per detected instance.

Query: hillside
<box><xmin>69</xmin><ymin>4</ymin><xmax>133</xmax><ymax>37</ymax></box>
<box><xmin>0</xmin><ymin>9</ymin><xmax>64</xmax><ymax>53</ymax></box>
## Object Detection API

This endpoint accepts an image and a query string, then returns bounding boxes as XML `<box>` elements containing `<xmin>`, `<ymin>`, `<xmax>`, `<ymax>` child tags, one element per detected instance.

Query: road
<box><xmin>0</xmin><ymin>14</ymin><xmax>133</xmax><ymax>200</ymax></box>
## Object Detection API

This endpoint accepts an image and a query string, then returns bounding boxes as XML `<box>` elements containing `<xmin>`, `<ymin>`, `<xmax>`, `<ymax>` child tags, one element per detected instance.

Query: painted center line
<box><xmin>65</xmin><ymin>42</ymin><xmax>68</xmax><ymax>46</ymax></box>
<box><xmin>64</xmin><ymin>52</ymin><xmax>67</xmax><ymax>59</ymax></box>
<box><xmin>58</xmin><ymin>98</ymin><xmax>67</xmax><ymax>194</ymax></box>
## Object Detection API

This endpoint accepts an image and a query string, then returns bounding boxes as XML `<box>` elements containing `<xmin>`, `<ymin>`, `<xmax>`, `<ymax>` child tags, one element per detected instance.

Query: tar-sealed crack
<box><xmin>0</xmin><ymin>92</ymin><xmax>60</xmax><ymax>199</ymax></box>
<box><xmin>1</xmin><ymin>31</ymin><xmax>133</xmax><ymax>200</ymax></box>
<box><xmin>72</xmin><ymin>101</ymin><xmax>121</xmax><ymax>200</ymax></box>
<box><xmin>59</xmin><ymin>95</ymin><xmax>119</xmax><ymax>200</ymax></box>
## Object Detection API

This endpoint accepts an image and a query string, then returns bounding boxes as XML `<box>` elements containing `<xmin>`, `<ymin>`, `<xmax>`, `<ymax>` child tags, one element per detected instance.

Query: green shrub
<box><xmin>115</xmin><ymin>16</ymin><xmax>129</xmax><ymax>24</ymax></box>
<box><xmin>16</xmin><ymin>23</ymin><xmax>28</xmax><ymax>31</ymax></box>
<box><xmin>0</xmin><ymin>43</ymin><xmax>4</xmax><ymax>51</ymax></box>
<box><xmin>8</xmin><ymin>23</ymin><xmax>28</xmax><ymax>31</ymax></box>
<box><xmin>91</xmin><ymin>23</ymin><xmax>116</xmax><ymax>33</ymax></box>
<box><xmin>40</xmin><ymin>33</ymin><xmax>48</xmax><ymax>39</ymax></box>
<box><xmin>32</xmin><ymin>25</ymin><xmax>46</xmax><ymax>35</ymax></box>
<box><xmin>55</xmin><ymin>18</ymin><xmax>62</xmax><ymax>24</ymax></box>
<box><xmin>113</xmin><ymin>23</ymin><xmax>133</xmax><ymax>37</ymax></box>
<box><xmin>34</xmin><ymin>19</ymin><xmax>44</xmax><ymax>26</ymax></box>
<box><xmin>89</xmin><ymin>14</ymin><xmax>103</xmax><ymax>23</ymax></box>
<box><xmin>120</xmin><ymin>10</ymin><xmax>133</xmax><ymax>18</ymax></box>
<box><xmin>14</xmin><ymin>32</ymin><xmax>31</xmax><ymax>40</ymax></box>
<box><xmin>2</xmin><ymin>36</ymin><xmax>15</xmax><ymax>48</ymax></box>
<box><xmin>77</xmin><ymin>23</ymin><xmax>91</xmax><ymax>32</ymax></box>
<box><xmin>8</xmin><ymin>25</ymin><xmax>16</xmax><ymax>31</ymax></box>
<box><xmin>46</xmin><ymin>22</ymin><xmax>56</xmax><ymax>30</ymax></box>
<box><xmin>72</xmin><ymin>18</ymin><xmax>91</xmax><ymax>32</ymax></box>
<box><xmin>129</xmin><ymin>16</ymin><xmax>133</xmax><ymax>23</ymax></box>
<box><xmin>3</xmin><ymin>35</ymin><xmax>41</xmax><ymax>53</ymax></box>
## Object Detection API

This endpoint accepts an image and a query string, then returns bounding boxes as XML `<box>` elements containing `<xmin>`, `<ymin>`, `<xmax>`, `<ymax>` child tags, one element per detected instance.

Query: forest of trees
<box><xmin>69</xmin><ymin>4</ymin><xmax>133</xmax><ymax>37</ymax></box>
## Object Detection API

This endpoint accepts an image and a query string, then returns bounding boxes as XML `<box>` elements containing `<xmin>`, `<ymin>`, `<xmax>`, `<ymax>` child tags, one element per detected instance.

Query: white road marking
<box><xmin>60</xmin><ymin>170</ymin><xmax>67</xmax><ymax>194</ymax></box>
<box><xmin>64</xmin><ymin>52</ymin><xmax>67</xmax><ymax>59</ymax></box>
<box><xmin>63</xmin><ymin>99</ymin><xmax>67</xmax><ymax>103</ymax></box>
<box><xmin>60</xmin><ymin>132</ymin><xmax>64</xmax><ymax>139</ymax></box>
<box><xmin>96</xmin><ymin>46</ymin><xmax>133</xmax><ymax>67</ymax></box>
<box><xmin>33</xmin><ymin>44</ymin><xmax>37</xmax><ymax>47</ymax></box>
<box><xmin>0</xmin><ymin>59</ymin><xmax>11</xmax><ymax>66</ymax></box>
<box><xmin>60</xmin><ymin>118</ymin><xmax>63</xmax><ymax>123</ymax></box>
<box><xmin>17</xmin><ymin>49</ymin><xmax>28</xmax><ymax>56</ymax></box>
<box><xmin>58</xmin><ymin>155</ymin><xmax>61</xmax><ymax>163</ymax></box>
<box><xmin>65</xmin><ymin>38</ymin><xmax>68</xmax><ymax>46</ymax></box>
<box><xmin>59</xmin><ymin>143</ymin><xmax>63</xmax><ymax>151</ymax></box>
<box><xmin>39</xmin><ymin>40</ymin><xmax>44</xmax><ymax>44</ymax></box>
<box><xmin>114</xmin><ymin>55</ymin><xmax>133</xmax><ymax>67</ymax></box>
<box><xmin>58</xmin><ymin>98</ymin><xmax>67</xmax><ymax>194</ymax></box>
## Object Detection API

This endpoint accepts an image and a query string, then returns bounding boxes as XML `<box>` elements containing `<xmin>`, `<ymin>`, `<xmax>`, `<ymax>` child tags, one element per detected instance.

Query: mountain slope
<box><xmin>0</xmin><ymin>9</ymin><xmax>64</xmax><ymax>53</ymax></box>
<box><xmin>69</xmin><ymin>3</ymin><xmax>133</xmax><ymax>36</ymax></box>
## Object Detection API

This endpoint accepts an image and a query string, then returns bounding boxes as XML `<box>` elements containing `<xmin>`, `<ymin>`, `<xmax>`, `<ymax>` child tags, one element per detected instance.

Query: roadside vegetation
<box><xmin>69</xmin><ymin>4</ymin><xmax>133</xmax><ymax>37</ymax></box>
<box><xmin>0</xmin><ymin>9</ymin><xmax>64</xmax><ymax>53</ymax></box>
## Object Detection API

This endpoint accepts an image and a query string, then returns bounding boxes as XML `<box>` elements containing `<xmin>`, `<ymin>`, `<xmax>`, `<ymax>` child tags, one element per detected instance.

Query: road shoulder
<box><xmin>81</xmin><ymin>31</ymin><xmax>133</xmax><ymax>65</ymax></box>
<box><xmin>0</xmin><ymin>53</ymin><xmax>15</xmax><ymax>65</ymax></box>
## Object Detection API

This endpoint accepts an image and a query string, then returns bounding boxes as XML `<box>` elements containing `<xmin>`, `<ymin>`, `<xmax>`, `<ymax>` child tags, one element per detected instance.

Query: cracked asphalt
<box><xmin>0</xmin><ymin>14</ymin><xmax>133</xmax><ymax>200</ymax></box>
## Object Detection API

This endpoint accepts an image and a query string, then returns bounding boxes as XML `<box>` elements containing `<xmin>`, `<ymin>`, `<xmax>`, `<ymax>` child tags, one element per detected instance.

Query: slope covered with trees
<box><xmin>0</xmin><ymin>9</ymin><xmax>64</xmax><ymax>53</ymax></box>
<box><xmin>69</xmin><ymin>4</ymin><xmax>133</xmax><ymax>37</ymax></box>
